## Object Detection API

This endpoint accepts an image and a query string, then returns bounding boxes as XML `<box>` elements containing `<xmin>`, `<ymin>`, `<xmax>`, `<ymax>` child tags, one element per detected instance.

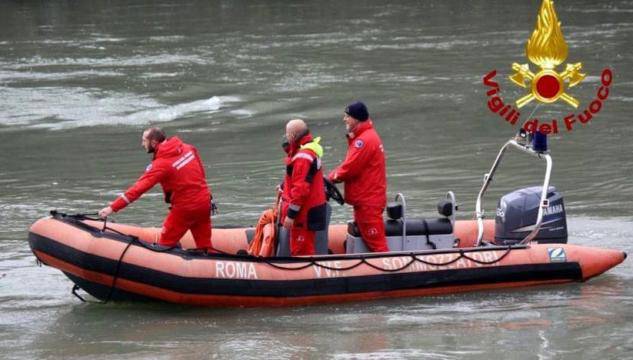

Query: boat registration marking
<box><xmin>547</xmin><ymin>248</ymin><xmax>567</xmax><ymax>263</ymax></box>
<box><xmin>215</xmin><ymin>261</ymin><xmax>259</xmax><ymax>279</ymax></box>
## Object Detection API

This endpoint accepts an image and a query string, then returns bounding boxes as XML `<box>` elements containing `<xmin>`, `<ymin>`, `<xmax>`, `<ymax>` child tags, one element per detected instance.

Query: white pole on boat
<box><xmin>475</xmin><ymin>136</ymin><xmax>553</xmax><ymax>246</ymax></box>
<box><xmin>475</xmin><ymin>140</ymin><xmax>512</xmax><ymax>246</ymax></box>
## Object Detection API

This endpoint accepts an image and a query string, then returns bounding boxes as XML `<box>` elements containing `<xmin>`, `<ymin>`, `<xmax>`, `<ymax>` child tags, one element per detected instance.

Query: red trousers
<box><xmin>354</xmin><ymin>205</ymin><xmax>388</xmax><ymax>252</ymax></box>
<box><xmin>160</xmin><ymin>205</ymin><xmax>212</xmax><ymax>249</ymax></box>
<box><xmin>290</xmin><ymin>227</ymin><xmax>315</xmax><ymax>256</ymax></box>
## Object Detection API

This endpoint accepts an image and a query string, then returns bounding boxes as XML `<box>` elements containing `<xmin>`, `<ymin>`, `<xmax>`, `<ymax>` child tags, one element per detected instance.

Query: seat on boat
<box><xmin>347</xmin><ymin>217</ymin><xmax>452</xmax><ymax>237</ymax></box>
<box><xmin>276</xmin><ymin>203</ymin><xmax>331</xmax><ymax>256</ymax></box>
<box><xmin>345</xmin><ymin>202</ymin><xmax>457</xmax><ymax>254</ymax></box>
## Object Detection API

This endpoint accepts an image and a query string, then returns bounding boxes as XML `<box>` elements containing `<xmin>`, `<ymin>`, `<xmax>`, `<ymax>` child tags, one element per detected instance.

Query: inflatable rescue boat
<box><xmin>28</xmin><ymin>135</ymin><xmax>626</xmax><ymax>307</ymax></box>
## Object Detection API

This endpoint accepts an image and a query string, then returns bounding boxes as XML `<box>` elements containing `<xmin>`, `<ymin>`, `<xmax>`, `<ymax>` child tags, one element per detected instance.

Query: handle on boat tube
<box><xmin>474</xmin><ymin>138</ymin><xmax>552</xmax><ymax>246</ymax></box>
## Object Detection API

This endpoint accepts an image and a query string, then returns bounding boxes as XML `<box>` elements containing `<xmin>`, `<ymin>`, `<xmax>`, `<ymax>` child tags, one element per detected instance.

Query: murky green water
<box><xmin>1</xmin><ymin>0</ymin><xmax>632</xmax><ymax>358</ymax></box>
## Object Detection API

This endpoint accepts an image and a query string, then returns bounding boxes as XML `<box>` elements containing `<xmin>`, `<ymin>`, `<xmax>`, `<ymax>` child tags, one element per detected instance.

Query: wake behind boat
<box><xmin>27</xmin><ymin>134</ymin><xmax>627</xmax><ymax>307</ymax></box>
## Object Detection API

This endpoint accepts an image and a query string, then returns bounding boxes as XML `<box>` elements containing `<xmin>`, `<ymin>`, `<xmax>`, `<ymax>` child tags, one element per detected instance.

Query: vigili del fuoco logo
<box><xmin>482</xmin><ymin>0</ymin><xmax>613</xmax><ymax>135</ymax></box>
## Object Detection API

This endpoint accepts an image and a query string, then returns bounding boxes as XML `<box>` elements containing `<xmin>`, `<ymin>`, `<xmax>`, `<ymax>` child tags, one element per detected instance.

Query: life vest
<box><xmin>282</xmin><ymin>135</ymin><xmax>327</xmax><ymax>231</ymax></box>
<box><xmin>286</xmin><ymin>137</ymin><xmax>323</xmax><ymax>183</ymax></box>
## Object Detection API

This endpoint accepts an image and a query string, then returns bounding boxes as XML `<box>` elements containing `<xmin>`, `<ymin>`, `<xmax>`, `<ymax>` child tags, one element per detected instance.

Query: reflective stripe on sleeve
<box><xmin>175</xmin><ymin>155</ymin><xmax>194</xmax><ymax>170</ymax></box>
<box><xmin>172</xmin><ymin>151</ymin><xmax>194</xmax><ymax>169</ymax></box>
<box><xmin>292</xmin><ymin>153</ymin><xmax>314</xmax><ymax>162</ymax></box>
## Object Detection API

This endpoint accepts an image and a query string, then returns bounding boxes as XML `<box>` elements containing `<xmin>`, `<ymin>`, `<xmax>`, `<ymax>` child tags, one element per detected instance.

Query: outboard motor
<box><xmin>495</xmin><ymin>186</ymin><xmax>567</xmax><ymax>245</ymax></box>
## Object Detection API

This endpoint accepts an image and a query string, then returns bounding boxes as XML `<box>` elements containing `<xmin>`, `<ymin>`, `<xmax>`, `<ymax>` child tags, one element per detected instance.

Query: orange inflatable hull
<box><xmin>28</xmin><ymin>215</ymin><xmax>626</xmax><ymax>307</ymax></box>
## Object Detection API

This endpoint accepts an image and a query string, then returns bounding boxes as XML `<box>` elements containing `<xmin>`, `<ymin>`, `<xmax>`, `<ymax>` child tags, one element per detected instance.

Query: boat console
<box><xmin>345</xmin><ymin>193</ymin><xmax>458</xmax><ymax>254</ymax></box>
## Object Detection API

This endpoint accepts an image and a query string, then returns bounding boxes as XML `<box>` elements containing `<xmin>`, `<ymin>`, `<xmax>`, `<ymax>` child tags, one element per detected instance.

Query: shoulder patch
<box><xmin>354</xmin><ymin>139</ymin><xmax>364</xmax><ymax>149</ymax></box>
<box><xmin>145</xmin><ymin>163</ymin><xmax>153</xmax><ymax>172</ymax></box>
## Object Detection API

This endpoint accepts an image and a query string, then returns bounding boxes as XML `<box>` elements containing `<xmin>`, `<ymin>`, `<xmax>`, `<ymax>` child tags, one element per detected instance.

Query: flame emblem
<box><xmin>509</xmin><ymin>0</ymin><xmax>586</xmax><ymax>108</ymax></box>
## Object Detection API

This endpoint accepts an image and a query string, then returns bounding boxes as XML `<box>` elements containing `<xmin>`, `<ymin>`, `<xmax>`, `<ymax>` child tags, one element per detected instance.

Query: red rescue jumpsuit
<box><xmin>110</xmin><ymin>136</ymin><xmax>212</xmax><ymax>249</ymax></box>
<box><xmin>328</xmin><ymin>120</ymin><xmax>389</xmax><ymax>252</ymax></box>
<box><xmin>281</xmin><ymin>134</ymin><xmax>327</xmax><ymax>256</ymax></box>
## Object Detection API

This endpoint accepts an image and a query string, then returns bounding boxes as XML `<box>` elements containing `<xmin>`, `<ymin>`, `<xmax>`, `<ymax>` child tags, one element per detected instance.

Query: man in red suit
<box><xmin>328</xmin><ymin>101</ymin><xmax>389</xmax><ymax>252</ymax></box>
<box><xmin>280</xmin><ymin>119</ymin><xmax>327</xmax><ymax>256</ymax></box>
<box><xmin>99</xmin><ymin>127</ymin><xmax>213</xmax><ymax>250</ymax></box>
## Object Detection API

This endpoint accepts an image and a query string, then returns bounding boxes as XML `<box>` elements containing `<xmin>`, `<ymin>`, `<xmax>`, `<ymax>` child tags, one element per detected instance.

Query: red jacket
<box><xmin>329</xmin><ymin>120</ymin><xmax>387</xmax><ymax>208</ymax></box>
<box><xmin>281</xmin><ymin>134</ymin><xmax>327</xmax><ymax>230</ymax></box>
<box><xmin>111</xmin><ymin>136</ymin><xmax>211</xmax><ymax>212</ymax></box>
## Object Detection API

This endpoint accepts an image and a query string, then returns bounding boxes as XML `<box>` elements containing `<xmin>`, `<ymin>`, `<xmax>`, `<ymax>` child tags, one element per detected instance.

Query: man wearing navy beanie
<box><xmin>329</xmin><ymin>101</ymin><xmax>389</xmax><ymax>252</ymax></box>
<box><xmin>344</xmin><ymin>101</ymin><xmax>369</xmax><ymax>122</ymax></box>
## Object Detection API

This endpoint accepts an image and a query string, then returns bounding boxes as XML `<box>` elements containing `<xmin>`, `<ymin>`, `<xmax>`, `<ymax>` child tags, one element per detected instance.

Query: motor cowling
<box><xmin>495</xmin><ymin>186</ymin><xmax>567</xmax><ymax>245</ymax></box>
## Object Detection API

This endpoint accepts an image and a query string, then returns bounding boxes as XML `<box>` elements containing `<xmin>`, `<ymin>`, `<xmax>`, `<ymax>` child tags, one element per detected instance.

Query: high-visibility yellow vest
<box><xmin>299</xmin><ymin>137</ymin><xmax>323</xmax><ymax>158</ymax></box>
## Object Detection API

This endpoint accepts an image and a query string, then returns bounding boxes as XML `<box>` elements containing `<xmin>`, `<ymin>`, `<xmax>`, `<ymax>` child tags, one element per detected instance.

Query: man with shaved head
<box><xmin>99</xmin><ymin>127</ymin><xmax>214</xmax><ymax>251</ymax></box>
<box><xmin>280</xmin><ymin>119</ymin><xmax>327</xmax><ymax>256</ymax></box>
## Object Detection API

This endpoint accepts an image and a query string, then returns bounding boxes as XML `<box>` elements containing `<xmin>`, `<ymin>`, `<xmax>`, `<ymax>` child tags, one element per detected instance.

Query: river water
<box><xmin>1</xmin><ymin>0</ymin><xmax>632</xmax><ymax>358</ymax></box>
